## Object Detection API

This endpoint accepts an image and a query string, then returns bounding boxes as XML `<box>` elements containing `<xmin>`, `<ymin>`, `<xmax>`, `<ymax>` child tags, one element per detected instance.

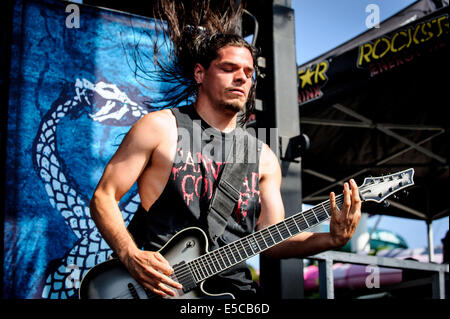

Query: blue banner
<box><xmin>4</xmin><ymin>0</ymin><xmax>175</xmax><ymax>298</ymax></box>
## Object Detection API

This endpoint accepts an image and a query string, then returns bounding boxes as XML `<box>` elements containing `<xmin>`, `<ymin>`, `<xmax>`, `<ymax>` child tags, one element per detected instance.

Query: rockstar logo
<box><xmin>299</xmin><ymin>67</ymin><xmax>315</xmax><ymax>88</ymax></box>
<box><xmin>298</xmin><ymin>61</ymin><xmax>329</xmax><ymax>89</ymax></box>
<box><xmin>298</xmin><ymin>61</ymin><xmax>329</xmax><ymax>105</ymax></box>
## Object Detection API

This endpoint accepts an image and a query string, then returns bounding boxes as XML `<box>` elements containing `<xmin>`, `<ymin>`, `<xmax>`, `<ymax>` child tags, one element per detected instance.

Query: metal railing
<box><xmin>307</xmin><ymin>250</ymin><xmax>449</xmax><ymax>299</ymax></box>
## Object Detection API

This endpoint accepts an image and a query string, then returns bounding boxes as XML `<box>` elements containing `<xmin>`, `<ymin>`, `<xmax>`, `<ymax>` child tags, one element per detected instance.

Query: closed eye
<box><xmin>219</xmin><ymin>62</ymin><xmax>254</xmax><ymax>79</ymax></box>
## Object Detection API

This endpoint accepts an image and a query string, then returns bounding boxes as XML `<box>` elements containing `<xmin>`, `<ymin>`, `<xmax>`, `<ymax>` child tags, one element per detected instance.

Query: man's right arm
<box><xmin>89</xmin><ymin>110</ymin><xmax>182</xmax><ymax>297</ymax></box>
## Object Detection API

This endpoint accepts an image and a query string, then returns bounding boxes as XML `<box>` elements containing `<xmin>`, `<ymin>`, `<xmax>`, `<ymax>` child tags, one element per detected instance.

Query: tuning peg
<box><xmin>402</xmin><ymin>190</ymin><xmax>409</xmax><ymax>196</ymax></box>
<box><xmin>383</xmin><ymin>201</ymin><xmax>390</xmax><ymax>208</ymax></box>
<box><xmin>392</xmin><ymin>195</ymin><xmax>399</xmax><ymax>200</ymax></box>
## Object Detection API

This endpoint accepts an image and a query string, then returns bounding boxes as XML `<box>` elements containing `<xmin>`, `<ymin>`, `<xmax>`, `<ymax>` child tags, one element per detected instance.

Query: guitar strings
<box><xmin>142</xmin><ymin>181</ymin><xmax>407</xmax><ymax>296</ymax></box>
<box><xmin>184</xmin><ymin>179</ymin><xmax>404</xmax><ymax>281</ymax></box>
<box><xmin>185</xmin><ymin>196</ymin><xmax>345</xmax><ymax>282</ymax></box>
<box><xmin>169</xmin><ymin>181</ymin><xmax>405</xmax><ymax>284</ymax></box>
<box><xmin>111</xmin><ymin>273</ymin><xmax>184</xmax><ymax>299</ymax></box>
<box><xmin>189</xmin><ymin>197</ymin><xmax>347</xmax><ymax>281</ymax></box>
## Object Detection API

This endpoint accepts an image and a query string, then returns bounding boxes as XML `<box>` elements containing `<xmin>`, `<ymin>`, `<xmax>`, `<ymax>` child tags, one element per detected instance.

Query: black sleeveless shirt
<box><xmin>128</xmin><ymin>105</ymin><xmax>262</xmax><ymax>297</ymax></box>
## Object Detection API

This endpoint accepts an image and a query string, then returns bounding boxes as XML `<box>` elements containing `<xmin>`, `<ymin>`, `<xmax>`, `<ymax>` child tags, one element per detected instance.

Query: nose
<box><xmin>233</xmin><ymin>68</ymin><xmax>248</xmax><ymax>85</ymax></box>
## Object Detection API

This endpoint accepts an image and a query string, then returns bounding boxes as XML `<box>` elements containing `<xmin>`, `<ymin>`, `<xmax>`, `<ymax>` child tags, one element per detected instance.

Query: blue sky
<box><xmin>291</xmin><ymin>0</ymin><xmax>448</xmax><ymax>251</ymax></box>
<box><xmin>293</xmin><ymin>0</ymin><xmax>419</xmax><ymax>64</ymax></box>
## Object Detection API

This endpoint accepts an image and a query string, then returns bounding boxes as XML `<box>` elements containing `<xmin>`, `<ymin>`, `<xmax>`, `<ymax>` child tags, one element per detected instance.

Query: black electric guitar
<box><xmin>79</xmin><ymin>168</ymin><xmax>415</xmax><ymax>299</ymax></box>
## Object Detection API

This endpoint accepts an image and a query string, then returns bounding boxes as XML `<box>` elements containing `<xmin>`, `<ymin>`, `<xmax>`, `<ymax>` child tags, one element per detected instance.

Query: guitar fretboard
<box><xmin>186</xmin><ymin>195</ymin><xmax>344</xmax><ymax>283</ymax></box>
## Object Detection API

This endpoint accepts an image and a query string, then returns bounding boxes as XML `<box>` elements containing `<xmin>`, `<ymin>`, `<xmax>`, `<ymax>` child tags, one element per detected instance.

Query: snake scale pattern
<box><xmin>33</xmin><ymin>78</ymin><xmax>149</xmax><ymax>298</ymax></box>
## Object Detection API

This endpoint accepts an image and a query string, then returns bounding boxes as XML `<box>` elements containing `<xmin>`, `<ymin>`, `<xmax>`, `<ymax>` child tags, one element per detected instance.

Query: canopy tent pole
<box><xmin>427</xmin><ymin>220</ymin><xmax>435</xmax><ymax>263</ymax></box>
<box><xmin>363</xmin><ymin>214</ymin><xmax>383</xmax><ymax>251</ymax></box>
<box><xmin>425</xmin><ymin>186</ymin><xmax>435</xmax><ymax>262</ymax></box>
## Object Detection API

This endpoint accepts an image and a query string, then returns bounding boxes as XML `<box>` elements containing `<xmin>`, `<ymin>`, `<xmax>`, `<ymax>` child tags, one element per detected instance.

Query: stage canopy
<box><xmin>297</xmin><ymin>0</ymin><xmax>449</xmax><ymax>221</ymax></box>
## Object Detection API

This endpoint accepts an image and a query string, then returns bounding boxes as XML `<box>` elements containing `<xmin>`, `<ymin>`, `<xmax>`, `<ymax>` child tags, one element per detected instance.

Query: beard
<box><xmin>222</xmin><ymin>100</ymin><xmax>245</xmax><ymax>113</ymax></box>
<box><xmin>219</xmin><ymin>92</ymin><xmax>247</xmax><ymax>114</ymax></box>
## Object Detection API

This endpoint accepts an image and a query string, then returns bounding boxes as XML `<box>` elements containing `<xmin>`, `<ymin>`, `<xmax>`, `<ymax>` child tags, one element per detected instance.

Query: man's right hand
<box><xmin>122</xmin><ymin>248</ymin><xmax>183</xmax><ymax>298</ymax></box>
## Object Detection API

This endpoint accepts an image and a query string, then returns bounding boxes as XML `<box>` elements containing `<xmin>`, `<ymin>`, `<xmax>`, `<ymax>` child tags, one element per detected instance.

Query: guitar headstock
<box><xmin>359</xmin><ymin>168</ymin><xmax>415</xmax><ymax>203</ymax></box>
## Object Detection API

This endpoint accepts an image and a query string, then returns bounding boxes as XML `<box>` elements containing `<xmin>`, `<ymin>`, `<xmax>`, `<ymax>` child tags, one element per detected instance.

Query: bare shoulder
<box><xmin>126</xmin><ymin>109</ymin><xmax>177</xmax><ymax>147</ymax></box>
<box><xmin>259</xmin><ymin>143</ymin><xmax>281</xmax><ymax>183</ymax></box>
<box><xmin>135</xmin><ymin>109</ymin><xmax>176</xmax><ymax>133</ymax></box>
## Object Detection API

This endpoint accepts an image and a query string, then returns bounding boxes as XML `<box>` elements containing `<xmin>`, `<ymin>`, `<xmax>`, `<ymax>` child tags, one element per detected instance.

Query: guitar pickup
<box><xmin>173</xmin><ymin>261</ymin><xmax>197</xmax><ymax>293</ymax></box>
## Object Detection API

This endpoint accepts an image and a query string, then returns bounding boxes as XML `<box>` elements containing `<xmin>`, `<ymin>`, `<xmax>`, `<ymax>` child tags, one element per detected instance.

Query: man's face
<box><xmin>195</xmin><ymin>45</ymin><xmax>254</xmax><ymax>113</ymax></box>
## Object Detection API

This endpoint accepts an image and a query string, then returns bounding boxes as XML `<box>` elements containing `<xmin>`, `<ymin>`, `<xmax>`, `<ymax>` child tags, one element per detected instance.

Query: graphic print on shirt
<box><xmin>171</xmin><ymin>148</ymin><xmax>260</xmax><ymax>225</ymax></box>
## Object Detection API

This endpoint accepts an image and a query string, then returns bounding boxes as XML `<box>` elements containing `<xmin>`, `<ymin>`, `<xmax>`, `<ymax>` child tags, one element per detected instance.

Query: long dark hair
<box><xmin>127</xmin><ymin>0</ymin><xmax>258</xmax><ymax>126</ymax></box>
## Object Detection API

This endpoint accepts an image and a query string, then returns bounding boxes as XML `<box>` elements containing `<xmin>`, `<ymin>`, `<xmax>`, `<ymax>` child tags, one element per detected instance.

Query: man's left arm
<box><xmin>256</xmin><ymin>144</ymin><xmax>362</xmax><ymax>259</ymax></box>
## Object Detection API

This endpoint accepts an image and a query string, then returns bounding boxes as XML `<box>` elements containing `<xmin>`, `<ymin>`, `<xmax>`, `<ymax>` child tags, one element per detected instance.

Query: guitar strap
<box><xmin>206</xmin><ymin>129</ymin><xmax>250</xmax><ymax>245</ymax></box>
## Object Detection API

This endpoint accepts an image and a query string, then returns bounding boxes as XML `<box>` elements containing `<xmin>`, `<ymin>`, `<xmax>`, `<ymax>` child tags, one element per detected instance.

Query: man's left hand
<box><xmin>329</xmin><ymin>179</ymin><xmax>362</xmax><ymax>248</ymax></box>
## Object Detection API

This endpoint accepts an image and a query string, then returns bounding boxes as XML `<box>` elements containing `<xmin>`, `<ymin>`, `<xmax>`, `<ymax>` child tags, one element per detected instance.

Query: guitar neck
<box><xmin>186</xmin><ymin>195</ymin><xmax>344</xmax><ymax>283</ymax></box>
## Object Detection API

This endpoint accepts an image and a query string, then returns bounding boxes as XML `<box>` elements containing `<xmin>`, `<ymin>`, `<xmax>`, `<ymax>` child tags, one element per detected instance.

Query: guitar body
<box><xmin>79</xmin><ymin>227</ymin><xmax>234</xmax><ymax>299</ymax></box>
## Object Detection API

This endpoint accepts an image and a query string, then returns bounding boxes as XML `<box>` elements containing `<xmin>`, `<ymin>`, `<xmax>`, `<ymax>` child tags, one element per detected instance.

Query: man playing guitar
<box><xmin>88</xmin><ymin>0</ymin><xmax>362</xmax><ymax>299</ymax></box>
